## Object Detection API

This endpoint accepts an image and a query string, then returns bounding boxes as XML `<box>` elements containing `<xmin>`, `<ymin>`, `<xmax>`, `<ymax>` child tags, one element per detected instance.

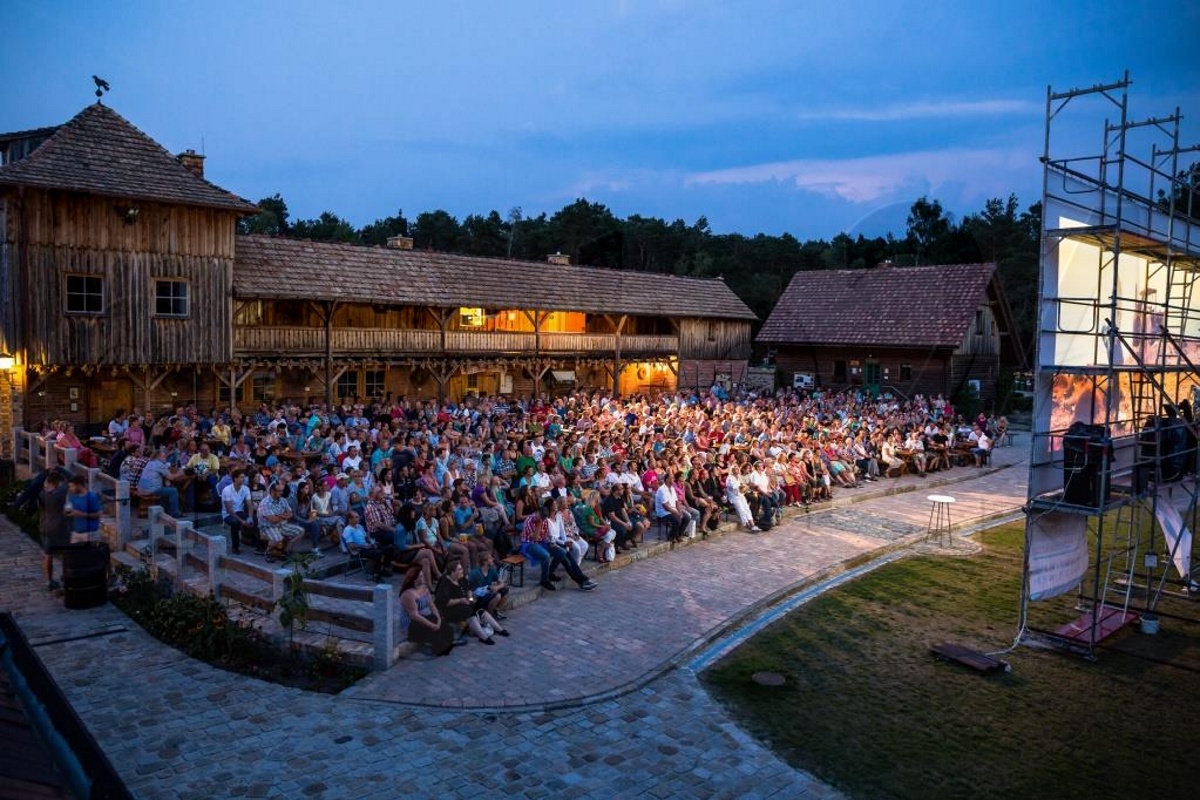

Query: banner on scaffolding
<box><xmin>1152</xmin><ymin>494</ymin><xmax>1193</xmax><ymax>580</ymax></box>
<box><xmin>1028</xmin><ymin>512</ymin><xmax>1089</xmax><ymax>601</ymax></box>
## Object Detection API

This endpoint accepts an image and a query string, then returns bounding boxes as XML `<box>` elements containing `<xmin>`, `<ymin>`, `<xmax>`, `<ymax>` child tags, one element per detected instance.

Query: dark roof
<box><xmin>233</xmin><ymin>235</ymin><xmax>758</xmax><ymax>320</ymax></box>
<box><xmin>756</xmin><ymin>262</ymin><xmax>996</xmax><ymax>347</ymax></box>
<box><xmin>0</xmin><ymin>103</ymin><xmax>258</xmax><ymax>213</ymax></box>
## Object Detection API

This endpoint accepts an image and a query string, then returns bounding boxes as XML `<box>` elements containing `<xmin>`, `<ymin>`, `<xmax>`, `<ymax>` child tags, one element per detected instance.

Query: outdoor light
<box><xmin>0</xmin><ymin>352</ymin><xmax>13</xmax><ymax>371</ymax></box>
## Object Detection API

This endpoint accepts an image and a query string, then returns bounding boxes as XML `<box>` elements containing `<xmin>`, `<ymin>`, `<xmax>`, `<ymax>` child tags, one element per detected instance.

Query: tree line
<box><xmin>239</xmin><ymin>192</ymin><xmax>1042</xmax><ymax>361</ymax></box>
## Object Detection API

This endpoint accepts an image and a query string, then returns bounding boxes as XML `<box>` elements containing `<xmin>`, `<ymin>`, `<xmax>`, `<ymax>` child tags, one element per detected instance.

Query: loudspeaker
<box><xmin>1063</xmin><ymin>423</ymin><xmax>1111</xmax><ymax>507</ymax></box>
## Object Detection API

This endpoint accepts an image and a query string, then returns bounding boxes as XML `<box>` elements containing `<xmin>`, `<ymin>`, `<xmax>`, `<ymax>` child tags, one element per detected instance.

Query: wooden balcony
<box><xmin>234</xmin><ymin>326</ymin><xmax>678</xmax><ymax>358</ymax></box>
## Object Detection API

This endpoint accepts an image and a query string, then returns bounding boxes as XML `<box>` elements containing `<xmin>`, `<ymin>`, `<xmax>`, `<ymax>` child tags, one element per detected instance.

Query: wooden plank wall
<box><xmin>678</xmin><ymin>318</ymin><xmax>752</xmax><ymax>360</ymax></box>
<box><xmin>11</xmin><ymin>191</ymin><xmax>237</xmax><ymax>366</ymax></box>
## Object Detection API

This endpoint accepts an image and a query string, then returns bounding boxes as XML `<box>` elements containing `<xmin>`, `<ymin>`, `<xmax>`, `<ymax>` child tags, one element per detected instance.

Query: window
<box><xmin>459</xmin><ymin>307</ymin><xmax>485</xmax><ymax>327</ymax></box>
<box><xmin>975</xmin><ymin>309</ymin><xmax>984</xmax><ymax>335</ymax></box>
<box><xmin>900</xmin><ymin>364</ymin><xmax>913</xmax><ymax>381</ymax></box>
<box><xmin>65</xmin><ymin>275</ymin><xmax>104</xmax><ymax>314</ymax></box>
<box><xmin>155</xmin><ymin>280</ymin><xmax>189</xmax><ymax>317</ymax></box>
<box><xmin>466</xmin><ymin>372</ymin><xmax>480</xmax><ymax>391</ymax></box>
<box><xmin>833</xmin><ymin>360</ymin><xmax>847</xmax><ymax>381</ymax></box>
<box><xmin>337</xmin><ymin>371</ymin><xmax>359</xmax><ymax>401</ymax></box>
<box><xmin>217</xmin><ymin>382</ymin><xmax>233</xmax><ymax>404</ymax></box>
<box><xmin>706</xmin><ymin>321</ymin><xmax>717</xmax><ymax>342</ymax></box>
<box><xmin>252</xmin><ymin>372</ymin><xmax>275</xmax><ymax>403</ymax></box>
<box><xmin>365</xmin><ymin>369</ymin><xmax>385</xmax><ymax>398</ymax></box>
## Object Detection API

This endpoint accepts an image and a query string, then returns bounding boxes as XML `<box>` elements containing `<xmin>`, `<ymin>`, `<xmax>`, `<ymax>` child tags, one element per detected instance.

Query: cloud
<box><xmin>685</xmin><ymin>147</ymin><xmax>1031</xmax><ymax>203</ymax></box>
<box><xmin>795</xmin><ymin>99</ymin><xmax>1039</xmax><ymax>122</ymax></box>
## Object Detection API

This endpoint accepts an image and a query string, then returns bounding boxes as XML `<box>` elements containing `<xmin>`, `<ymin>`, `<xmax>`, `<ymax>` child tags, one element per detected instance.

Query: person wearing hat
<box><xmin>330</xmin><ymin>472</ymin><xmax>353</xmax><ymax>520</ymax></box>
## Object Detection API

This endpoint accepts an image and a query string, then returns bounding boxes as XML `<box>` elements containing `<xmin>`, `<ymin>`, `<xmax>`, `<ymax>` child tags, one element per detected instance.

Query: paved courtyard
<box><xmin>0</xmin><ymin>448</ymin><xmax>1027</xmax><ymax>798</ymax></box>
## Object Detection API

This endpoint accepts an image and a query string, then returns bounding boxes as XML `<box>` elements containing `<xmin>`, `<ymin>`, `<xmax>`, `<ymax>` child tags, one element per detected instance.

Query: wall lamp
<box><xmin>115</xmin><ymin>204</ymin><xmax>140</xmax><ymax>225</ymax></box>
<box><xmin>0</xmin><ymin>352</ymin><xmax>13</xmax><ymax>371</ymax></box>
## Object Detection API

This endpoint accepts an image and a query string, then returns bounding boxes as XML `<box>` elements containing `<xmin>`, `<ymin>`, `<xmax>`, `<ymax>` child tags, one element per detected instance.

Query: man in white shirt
<box><xmin>970</xmin><ymin>426</ymin><xmax>992</xmax><ymax>467</ymax></box>
<box><xmin>221</xmin><ymin>469</ymin><xmax>254</xmax><ymax>555</ymax></box>
<box><xmin>654</xmin><ymin>470</ymin><xmax>685</xmax><ymax>542</ymax></box>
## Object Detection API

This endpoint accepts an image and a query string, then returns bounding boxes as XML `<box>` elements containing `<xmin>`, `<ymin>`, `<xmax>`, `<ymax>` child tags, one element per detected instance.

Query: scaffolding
<box><xmin>1018</xmin><ymin>72</ymin><xmax>1200</xmax><ymax>657</ymax></box>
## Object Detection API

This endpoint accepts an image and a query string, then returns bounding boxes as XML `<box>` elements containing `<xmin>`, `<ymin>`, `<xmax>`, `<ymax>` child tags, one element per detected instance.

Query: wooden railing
<box><xmin>620</xmin><ymin>334</ymin><xmax>677</xmax><ymax>355</ymax></box>
<box><xmin>234</xmin><ymin>326</ymin><xmax>679</xmax><ymax>357</ymax></box>
<box><xmin>14</xmin><ymin>428</ymin><xmax>133</xmax><ymax>549</ymax></box>
<box><xmin>142</xmin><ymin>507</ymin><xmax>397</xmax><ymax>671</ymax></box>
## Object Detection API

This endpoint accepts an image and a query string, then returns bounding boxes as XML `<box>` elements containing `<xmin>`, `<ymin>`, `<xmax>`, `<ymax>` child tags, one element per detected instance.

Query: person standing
<box><xmin>64</xmin><ymin>475</ymin><xmax>101</xmax><ymax>539</ymax></box>
<box><xmin>38</xmin><ymin>471</ymin><xmax>71</xmax><ymax>591</ymax></box>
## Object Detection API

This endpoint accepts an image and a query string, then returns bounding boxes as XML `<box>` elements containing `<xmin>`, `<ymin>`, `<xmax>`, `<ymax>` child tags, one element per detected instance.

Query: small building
<box><xmin>755</xmin><ymin>262</ymin><xmax>1024</xmax><ymax>403</ymax></box>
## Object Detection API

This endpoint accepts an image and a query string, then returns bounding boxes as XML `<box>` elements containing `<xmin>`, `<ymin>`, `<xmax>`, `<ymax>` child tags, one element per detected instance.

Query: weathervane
<box><xmin>92</xmin><ymin>75</ymin><xmax>110</xmax><ymax>103</ymax></box>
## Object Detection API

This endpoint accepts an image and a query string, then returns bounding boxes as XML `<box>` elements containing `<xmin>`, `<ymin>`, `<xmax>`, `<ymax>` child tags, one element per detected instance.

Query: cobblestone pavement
<box><xmin>0</xmin><ymin>447</ymin><xmax>1027</xmax><ymax>798</ymax></box>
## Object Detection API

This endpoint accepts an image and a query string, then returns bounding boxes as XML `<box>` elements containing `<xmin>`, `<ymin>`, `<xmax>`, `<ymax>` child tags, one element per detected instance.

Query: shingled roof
<box><xmin>756</xmin><ymin>262</ymin><xmax>996</xmax><ymax>347</ymax></box>
<box><xmin>234</xmin><ymin>235</ymin><xmax>758</xmax><ymax>320</ymax></box>
<box><xmin>0</xmin><ymin>103</ymin><xmax>258</xmax><ymax>213</ymax></box>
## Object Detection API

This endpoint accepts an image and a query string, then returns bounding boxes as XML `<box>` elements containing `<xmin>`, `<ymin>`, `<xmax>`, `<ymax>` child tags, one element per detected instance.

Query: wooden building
<box><xmin>755</xmin><ymin>262</ymin><xmax>1025</xmax><ymax>402</ymax></box>
<box><xmin>227</xmin><ymin>235</ymin><xmax>755</xmax><ymax>406</ymax></box>
<box><xmin>0</xmin><ymin>102</ymin><xmax>755</xmax><ymax>445</ymax></box>
<box><xmin>0</xmin><ymin>103</ymin><xmax>258</xmax><ymax>453</ymax></box>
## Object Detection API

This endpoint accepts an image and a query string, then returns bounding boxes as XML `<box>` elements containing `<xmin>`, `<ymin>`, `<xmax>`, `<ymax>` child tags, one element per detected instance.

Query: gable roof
<box><xmin>756</xmin><ymin>262</ymin><xmax>996</xmax><ymax>347</ymax></box>
<box><xmin>0</xmin><ymin>103</ymin><xmax>258</xmax><ymax>214</ymax></box>
<box><xmin>233</xmin><ymin>235</ymin><xmax>758</xmax><ymax>321</ymax></box>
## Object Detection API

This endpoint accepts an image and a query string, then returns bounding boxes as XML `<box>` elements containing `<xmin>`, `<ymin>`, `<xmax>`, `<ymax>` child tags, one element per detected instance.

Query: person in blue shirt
<box><xmin>65</xmin><ymin>475</ymin><xmax>101</xmax><ymax>536</ymax></box>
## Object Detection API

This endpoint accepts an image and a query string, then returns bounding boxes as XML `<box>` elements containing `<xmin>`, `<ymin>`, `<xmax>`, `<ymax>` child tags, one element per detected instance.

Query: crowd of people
<box><xmin>16</xmin><ymin>385</ymin><xmax>1007</xmax><ymax>653</ymax></box>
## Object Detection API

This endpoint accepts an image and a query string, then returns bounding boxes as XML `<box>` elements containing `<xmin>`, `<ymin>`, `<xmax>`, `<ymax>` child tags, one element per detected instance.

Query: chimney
<box><xmin>547</xmin><ymin>251</ymin><xmax>571</xmax><ymax>266</ymax></box>
<box><xmin>177</xmin><ymin>149</ymin><xmax>205</xmax><ymax>178</ymax></box>
<box><xmin>387</xmin><ymin>235</ymin><xmax>415</xmax><ymax>250</ymax></box>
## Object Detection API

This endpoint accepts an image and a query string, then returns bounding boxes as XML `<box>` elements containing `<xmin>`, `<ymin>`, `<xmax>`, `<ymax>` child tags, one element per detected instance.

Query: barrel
<box><xmin>61</xmin><ymin>542</ymin><xmax>110</xmax><ymax>610</ymax></box>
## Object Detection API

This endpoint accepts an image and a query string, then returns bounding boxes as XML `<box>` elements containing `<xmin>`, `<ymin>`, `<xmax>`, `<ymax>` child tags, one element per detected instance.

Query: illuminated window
<box><xmin>460</xmin><ymin>307</ymin><xmax>485</xmax><ymax>327</ymax></box>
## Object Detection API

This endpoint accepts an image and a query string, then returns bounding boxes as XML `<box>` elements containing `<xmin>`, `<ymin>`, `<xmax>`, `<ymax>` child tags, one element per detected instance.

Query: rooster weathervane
<box><xmin>93</xmin><ymin>75</ymin><xmax>110</xmax><ymax>102</ymax></box>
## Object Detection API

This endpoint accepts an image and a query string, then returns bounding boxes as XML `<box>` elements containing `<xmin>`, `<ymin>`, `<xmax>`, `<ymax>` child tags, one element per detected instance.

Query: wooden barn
<box><xmin>0</xmin><ymin>102</ymin><xmax>258</xmax><ymax>453</ymax></box>
<box><xmin>0</xmin><ymin>101</ymin><xmax>755</xmax><ymax>446</ymax></box>
<box><xmin>755</xmin><ymin>262</ymin><xmax>1024</xmax><ymax>403</ymax></box>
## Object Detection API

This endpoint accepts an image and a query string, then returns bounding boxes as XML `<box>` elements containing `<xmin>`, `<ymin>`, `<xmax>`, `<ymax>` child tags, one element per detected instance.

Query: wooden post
<box><xmin>372</xmin><ymin>583</ymin><xmax>397</xmax><ymax>671</ymax></box>
<box><xmin>114</xmin><ymin>479</ymin><xmax>131</xmax><ymax>548</ymax></box>
<box><xmin>148</xmin><ymin>506</ymin><xmax>164</xmax><ymax>564</ymax></box>
<box><xmin>176</xmin><ymin>519</ymin><xmax>192</xmax><ymax>590</ymax></box>
<box><xmin>607</xmin><ymin>314</ymin><xmax>628</xmax><ymax>398</ymax></box>
<box><xmin>323</xmin><ymin>301</ymin><xmax>339</xmax><ymax>409</ymax></box>
<box><xmin>209</xmin><ymin>532</ymin><xmax>226</xmax><ymax>599</ymax></box>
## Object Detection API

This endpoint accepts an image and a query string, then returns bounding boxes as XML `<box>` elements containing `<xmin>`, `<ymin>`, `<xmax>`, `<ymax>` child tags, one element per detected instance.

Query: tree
<box><xmin>1157</xmin><ymin>161</ymin><xmax>1200</xmax><ymax>221</ymax></box>
<box><xmin>359</xmin><ymin>209</ymin><xmax>409</xmax><ymax>245</ymax></box>
<box><xmin>288</xmin><ymin>211</ymin><xmax>357</xmax><ymax>242</ymax></box>
<box><xmin>906</xmin><ymin>197</ymin><xmax>952</xmax><ymax>265</ymax></box>
<box><xmin>238</xmin><ymin>193</ymin><xmax>289</xmax><ymax>236</ymax></box>
<box><xmin>548</xmin><ymin>199</ymin><xmax>622</xmax><ymax>267</ymax></box>
<box><xmin>461</xmin><ymin>211</ymin><xmax>510</xmax><ymax>257</ymax></box>
<box><xmin>411</xmin><ymin>210</ymin><xmax>464</xmax><ymax>252</ymax></box>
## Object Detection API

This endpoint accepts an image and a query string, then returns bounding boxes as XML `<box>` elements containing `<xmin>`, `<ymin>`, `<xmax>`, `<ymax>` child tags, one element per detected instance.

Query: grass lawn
<box><xmin>702</xmin><ymin>522</ymin><xmax>1200</xmax><ymax>800</ymax></box>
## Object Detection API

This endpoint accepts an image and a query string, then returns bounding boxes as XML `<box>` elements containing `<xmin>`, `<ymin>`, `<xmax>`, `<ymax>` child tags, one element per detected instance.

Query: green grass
<box><xmin>702</xmin><ymin>523</ymin><xmax>1200</xmax><ymax>800</ymax></box>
